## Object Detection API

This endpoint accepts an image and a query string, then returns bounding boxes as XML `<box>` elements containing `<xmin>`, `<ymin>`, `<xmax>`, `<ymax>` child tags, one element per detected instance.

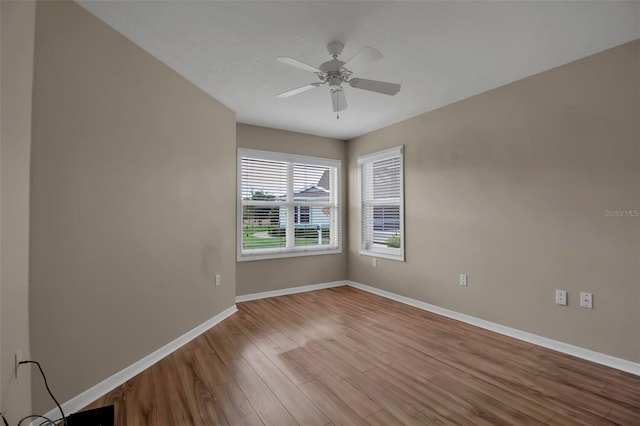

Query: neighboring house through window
<box><xmin>238</xmin><ymin>148</ymin><xmax>341</xmax><ymax>261</ymax></box>
<box><xmin>295</xmin><ymin>206</ymin><xmax>310</xmax><ymax>224</ymax></box>
<box><xmin>358</xmin><ymin>146</ymin><xmax>405</xmax><ymax>261</ymax></box>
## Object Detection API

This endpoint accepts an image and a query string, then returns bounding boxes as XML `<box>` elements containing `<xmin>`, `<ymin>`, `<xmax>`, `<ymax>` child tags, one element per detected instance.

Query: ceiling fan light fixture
<box><xmin>328</xmin><ymin>76</ymin><xmax>342</xmax><ymax>87</ymax></box>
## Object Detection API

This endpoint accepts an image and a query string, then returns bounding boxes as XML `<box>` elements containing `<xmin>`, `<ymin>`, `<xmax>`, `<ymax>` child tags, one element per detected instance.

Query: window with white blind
<box><xmin>358</xmin><ymin>146</ymin><xmax>405</xmax><ymax>261</ymax></box>
<box><xmin>238</xmin><ymin>148</ymin><xmax>341</xmax><ymax>261</ymax></box>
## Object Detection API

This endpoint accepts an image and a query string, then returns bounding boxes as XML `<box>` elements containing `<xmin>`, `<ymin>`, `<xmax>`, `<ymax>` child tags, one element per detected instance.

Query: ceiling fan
<box><xmin>276</xmin><ymin>42</ymin><xmax>401</xmax><ymax>116</ymax></box>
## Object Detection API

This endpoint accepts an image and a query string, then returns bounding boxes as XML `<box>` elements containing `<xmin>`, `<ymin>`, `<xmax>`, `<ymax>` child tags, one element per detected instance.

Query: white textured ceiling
<box><xmin>77</xmin><ymin>1</ymin><xmax>639</xmax><ymax>140</ymax></box>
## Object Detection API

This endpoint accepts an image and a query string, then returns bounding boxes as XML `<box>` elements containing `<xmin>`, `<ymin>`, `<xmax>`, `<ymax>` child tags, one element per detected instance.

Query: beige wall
<box><xmin>347</xmin><ymin>41</ymin><xmax>640</xmax><ymax>362</ymax></box>
<box><xmin>30</xmin><ymin>1</ymin><xmax>236</xmax><ymax>413</ymax></box>
<box><xmin>0</xmin><ymin>1</ymin><xmax>35</xmax><ymax>422</ymax></box>
<box><xmin>236</xmin><ymin>124</ymin><xmax>347</xmax><ymax>295</ymax></box>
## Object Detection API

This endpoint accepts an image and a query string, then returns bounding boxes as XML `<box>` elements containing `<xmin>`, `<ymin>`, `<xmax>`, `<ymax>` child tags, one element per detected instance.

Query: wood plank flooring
<box><xmin>85</xmin><ymin>286</ymin><xmax>640</xmax><ymax>425</ymax></box>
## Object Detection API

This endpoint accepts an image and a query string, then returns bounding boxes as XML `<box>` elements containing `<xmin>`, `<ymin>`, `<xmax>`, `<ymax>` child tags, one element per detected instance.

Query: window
<box><xmin>358</xmin><ymin>146</ymin><xmax>404</xmax><ymax>261</ymax></box>
<box><xmin>238</xmin><ymin>148</ymin><xmax>341</xmax><ymax>261</ymax></box>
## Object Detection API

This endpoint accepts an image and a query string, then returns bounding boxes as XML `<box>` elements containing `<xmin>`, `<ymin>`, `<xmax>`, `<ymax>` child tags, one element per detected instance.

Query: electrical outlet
<box><xmin>580</xmin><ymin>292</ymin><xmax>593</xmax><ymax>309</ymax></box>
<box><xmin>555</xmin><ymin>290</ymin><xmax>567</xmax><ymax>306</ymax></box>
<box><xmin>15</xmin><ymin>350</ymin><xmax>22</xmax><ymax>378</ymax></box>
<box><xmin>372</xmin><ymin>258</ymin><xmax>377</xmax><ymax>268</ymax></box>
<box><xmin>215</xmin><ymin>273</ymin><xmax>221</xmax><ymax>287</ymax></box>
<box><xmin>459</xmin><ymin>274</ymin><xmax>467</xmax><ymax>287</ymax></box>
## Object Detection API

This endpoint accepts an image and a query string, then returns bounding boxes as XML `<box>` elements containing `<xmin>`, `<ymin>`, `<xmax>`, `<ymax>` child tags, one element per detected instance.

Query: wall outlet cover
<box><xmin>555</xmin><ymin>290</ymin><xmax>567</xmax><ymax>306</ymax></box>
<box><xmin>459</xmin><ymin>274</ymin><xmax>467</xmax><ymax>286</ymax></box>
<box><xmin>580</xmin><ymin>292</ymin><xmax>593</xmax><ymax>309</ymax></box>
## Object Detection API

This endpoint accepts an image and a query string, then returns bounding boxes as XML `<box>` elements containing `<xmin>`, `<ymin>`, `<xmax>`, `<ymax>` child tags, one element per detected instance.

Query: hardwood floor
<box><xmin>85</xmin><ymin>286</ymin><xmax>640</xmax><ymax>425</ymax></box>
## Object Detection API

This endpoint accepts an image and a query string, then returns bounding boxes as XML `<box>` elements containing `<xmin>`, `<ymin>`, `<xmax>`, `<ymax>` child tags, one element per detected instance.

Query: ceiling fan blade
<box><xmin>277</xmin><ymin>56</ymin><xmax>321</xmax><ymax>73</ymax></box>
<box><xmin>342</xmin><ymin>47</ymin><xmax>382</xmax><ymax>72</ymax></box>
<box><xmin>331</xmin><ymin>89</ymin><xmax>347</xmax><ymax>112</ymax></box>
<box><xmin>348</xmin><ymin>78</ymin><xmax>401</xmax><ymax>96</ymax></box>
<box><xmin>276</xmin><ymin>83</ymin><xmax>321</xmax><ymax>98</ymax></box>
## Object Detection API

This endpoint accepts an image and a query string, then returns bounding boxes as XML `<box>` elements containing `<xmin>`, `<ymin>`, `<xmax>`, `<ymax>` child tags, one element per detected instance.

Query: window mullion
<box><xmin>369</xmin><ymin>198</ymin><xmax>400</xmax><ymax>205</ymax></box>
<box><xmin>329</xmin><ymin>166</ymin><xmax>336</xmax><ymax>248</ymax></box>
<box><xmin>286</xmin><ymin>161</ymin><xmax>295</xmax><ymax>249</ymax></box>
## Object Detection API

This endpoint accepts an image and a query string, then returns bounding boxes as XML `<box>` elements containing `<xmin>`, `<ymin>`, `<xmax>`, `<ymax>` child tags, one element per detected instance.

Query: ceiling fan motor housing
<box><xmin>320</xmin><ymin>57</ymin><xmax>349</xmax><ymax>88</ymax></box>
<box><xmin>319</xmin><ymin>58</ymin><xmax>345</xmax><ymax>73</ymax></box>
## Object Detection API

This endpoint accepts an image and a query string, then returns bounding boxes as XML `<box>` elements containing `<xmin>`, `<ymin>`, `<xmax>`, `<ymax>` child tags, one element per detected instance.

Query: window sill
<box><xmin>238</xmin><ymin>246</ymin><xmax>342</xmax><ymax>262</ymax></box>
<box><xmin>359</xmin><ymin>249</ymin><xmax>405</xmax><ymax>262</ymax></box>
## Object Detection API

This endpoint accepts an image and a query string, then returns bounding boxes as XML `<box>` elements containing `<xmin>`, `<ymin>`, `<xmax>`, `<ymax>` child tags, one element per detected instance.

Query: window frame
<box><xmin>358</xmin><ymin>145</ymin><xmax>405</xmax><ymax>261</ymax></box>
<box><xmin>237</xmin><ymin>148</ymin><xmax>342</xmax><ymax>262</ymax></box>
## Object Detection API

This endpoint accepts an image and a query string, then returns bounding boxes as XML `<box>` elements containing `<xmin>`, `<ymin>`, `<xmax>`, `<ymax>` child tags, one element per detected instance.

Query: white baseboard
<box><xmin>346</xmin><ymin>280</ymin><xmax>640</xmax><ymax>376</ymax></box>
<box><xmin>235</xmin><ymin>280</ymin><xmax>347</xmax><ymax>303</ymax></box>
<box><xmin>39</xmin><ymin>304</ymin><xmax>238</xmax><ymax>423</ymax></box>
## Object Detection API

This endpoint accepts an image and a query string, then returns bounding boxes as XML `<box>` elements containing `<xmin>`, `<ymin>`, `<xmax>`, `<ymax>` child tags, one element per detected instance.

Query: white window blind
<box><xmin>238</xmin><ymin>149</ymin><xmax>341</xmax><ymax>261</ymax></box>
<box><xmin>358</xmin><ymin>146</ymin><xmax>405</xmax><ymax>261</ymax></box>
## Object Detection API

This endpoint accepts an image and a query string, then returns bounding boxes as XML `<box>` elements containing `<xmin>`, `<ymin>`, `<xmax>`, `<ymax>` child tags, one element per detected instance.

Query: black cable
<box><xmin>1</xmin><ymin>412</ymin><xmax>9</xmax><ymax>426</ymax></box>
<box><xmin>19</xmin><ymin>361</ymin><xmax>67</xmax><ymax>426</ymax></box>
<box><xmin>16</xmin><ymin>414</ymin><xmax>55</xmax><ymax>426</ymax></box>
<box><xmin>37</xmin><ymin>418</ymin><xmax>61</xmax><ymax>426</ymax></box>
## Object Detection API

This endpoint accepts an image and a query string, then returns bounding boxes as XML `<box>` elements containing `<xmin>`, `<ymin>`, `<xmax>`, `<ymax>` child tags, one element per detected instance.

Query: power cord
<box><xmin>2</xmin><ymin>412</ymin><xmax>54</xmax><ymax>426</ymax></box>
<box><xmin>16</xmin><ymin>415</ymin><xmax>54</xmax><ymax>426</ymax></box>
<box><xmin>18</xmin><ymin>361</ymin><xmax>66</xmax><ymax>426</ymax></box>
<box><xmin>37</xmin><ymin>417</ymin><xmax>62</xmax><ymax>426</ymax></box>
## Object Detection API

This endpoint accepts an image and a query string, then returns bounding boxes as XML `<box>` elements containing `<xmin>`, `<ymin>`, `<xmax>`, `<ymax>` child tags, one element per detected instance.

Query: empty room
<box><xmin>1</xmin><ymin>0</ymin><xmax>639</xmax><ymax>425</ymax></box>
